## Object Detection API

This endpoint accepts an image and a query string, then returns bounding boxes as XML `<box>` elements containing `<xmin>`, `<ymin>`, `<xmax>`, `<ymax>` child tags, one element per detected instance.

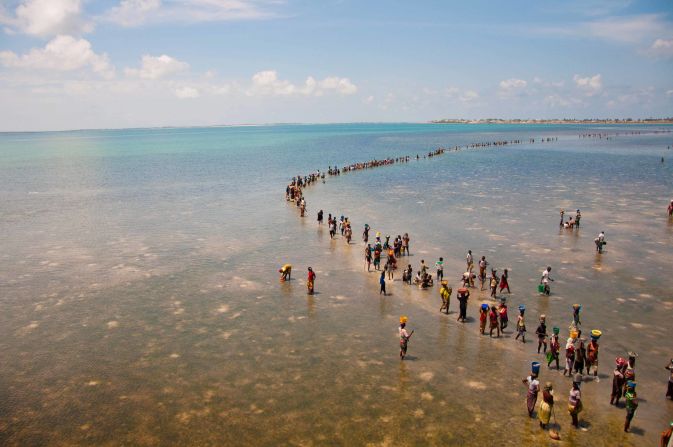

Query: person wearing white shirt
<box><xmin>540</xmin><ymin>266</ymin><xmax>553</xmax><ymax>295</ymax></box>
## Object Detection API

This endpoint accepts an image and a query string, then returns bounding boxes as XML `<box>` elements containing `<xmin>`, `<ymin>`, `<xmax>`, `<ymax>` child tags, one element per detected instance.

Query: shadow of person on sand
<box><xmin>628</xmin><ymin>426</ymin><xmax>645</xmax><ymax>436</ymax></box>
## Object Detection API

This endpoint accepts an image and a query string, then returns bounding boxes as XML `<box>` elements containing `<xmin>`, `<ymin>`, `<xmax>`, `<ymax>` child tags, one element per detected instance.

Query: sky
<box><xmin>0</xmin><ymin>0</ymin><xmax>672</xmax><ymax>131</ymax></box>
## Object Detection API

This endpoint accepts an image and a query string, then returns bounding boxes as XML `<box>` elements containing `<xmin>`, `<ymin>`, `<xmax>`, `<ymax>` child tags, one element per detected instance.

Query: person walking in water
<box><xmin>499</xmin><ymin>268</ymin><xmax>511</xmax><ymax>294</ymax></box>
<box><xmin>466</xmin><ymin>250</ymin><xmax>474</xmax><ymax>272</ymax></box>
<box><xmin>624</xmin><ymin>381</ymin><xmax>638</xmax><ymax>432</ymax></box>
<box><xmin>538</xmin><ymin>383</ymin><xmax>554</xmax><ymax>429</ymax></box>
<box><xmin>386</xmin><ymin>259</ymin><xmax>394</xmax><ymax>280</ymax></box>
<box><xmin>365</xmin><ymin>244</ymin><xmax>372</xmax><ymax>272</ymax></box>
<box><xmin>457</xmin><ymin>287</ymin><xmax>469</xmax><ymax>322</ymax></box>
<box><xmin>540</xmin><ymin>266</ymin><xmax>553</xmax><ymax>295</ymax></box>
<box><xmin>498</xmin><ymin>298</ymin><xmax>508</xmax><ymax>331</ymax></box>
<box><xmin>548</xmin><ymin>327</ymin><xmax>561</xmax><ymax>370</ymax></box>
<box><xmin>402</xmin><ymin>233</ymin><xmax>410</xmax><ymax>256</ymax></box>
<box><xmin>439</xmin><ymin>280</ymin><xmax>451</xmax><ymax>314</ymax></box>
<box><xmin>575</xmin><ymin>209</ymin><xmax>582</xmax><ymax>228</ymax></box>
<box><xmin>559</xmin><ymin>209</ymin><xmax>565</xmax><ymax>227</ymax></box>
<box><xmin>479</xmin><ymin>304</ymin><xmax>488</xmax><ymax>335</ymax></box>
<box><xmin>399</xmin><ymin>316</ymin><xmax>413</xmax><ymax>360</ymax></box>
<box><xmin>668</xmin><ymin>200</ymin><xmax>673</xmax><ymax>217</ymax></box>
<box><xmin>586</xmin><ymin>333</ymin><xmax>600</xmax><ymax>377</ymax></box>
<box><xmin>595</xmin><ymin>231</ymin><xmax>606</xmax><ymax>253</ymax></box>
<box><xmin>611</xmin><ymin>357</ymin><xmax>626</xmax><ymax>405</ymax></box>
<box><xmin>568</xmin><ymin>374</ymin><xmax>583</xmax><ymax>428</ymax></box>
<box><xmin>317</xmin><ymin>209</ymin><xmax>323</xmax><ymax>224</ymax></box>
<box><xmin>373</xmin><ymin>246</ymin><xmax>381</xmax><ymax>271</ymax></box>
<box><xmin>489</xmin><ymin>305</ymin><xmax>500</xmax><ymax>338</ymax></box>
<box><xmin>380</xmin><ymin>271</ymin><xmax>387</xmax><ymax>296</ymax></box>
<box><xmin>478</xmin><ymin>256</ymin><xmax>488</xmax><ymax>291</ymax></box>
<box><xmin>523</xmin><ymin>371</ymin><xmax>540</xmax><ymax>418</ymax></box>
<box><xmin>307</xmin><ymin>267</ymin><xmax>316</xmax><ymax>295</ymax></box>
<box><xmin>536</xmin><ymin>315</ymin><xmax>548</xmax><ymax>354</ymax></box>
<box><xmin>515</xmin><ymin>305</ymin><xmax>526</xmax><ymax>343</ymax></box>
<box><xmin>489</xmin><ymin>269</ymin><xmax>499</xmax><ymax>299</ymax></box>
<box><xmin>363</xmin><ymin>224</ymin><xmax>370</xmax><ymax>243</ymax></box>
<box><xmin>435</xmin><ymin>257</ymin><xmax>444</xmax><ymax>282</ymax></box>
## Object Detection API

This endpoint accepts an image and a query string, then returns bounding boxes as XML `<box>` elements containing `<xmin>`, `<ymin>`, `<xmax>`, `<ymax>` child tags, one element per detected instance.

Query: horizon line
<box><xmin>2</xmin><ymin>118</ymin><xmax>673</xmax><ymax>135</ymax></box>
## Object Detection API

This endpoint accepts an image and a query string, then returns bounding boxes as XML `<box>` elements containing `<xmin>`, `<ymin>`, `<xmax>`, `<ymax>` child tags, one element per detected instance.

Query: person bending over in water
<box><xmin>595</xmin><ymin>231</ymin><xmax>606</xmax><ymax>253</ymax></box>
<box><xmin>279</xmin><ymin>264</ymin><xmax>292</xmax><ymax>281</ymax></box>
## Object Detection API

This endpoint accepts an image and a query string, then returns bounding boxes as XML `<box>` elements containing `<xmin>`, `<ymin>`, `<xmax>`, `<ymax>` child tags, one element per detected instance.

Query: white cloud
<box><xmin>102</xmin><ymin>0</ymin><xmax>161</xmax><ymax>27</ymax></box>
<box><xmin>499</xmin><ymin>78</ymin><xmax>527</xmax><ymax>90</ymax></box>
<box><xmin>573</xmin><ymin>74</ymin><xmax>602</xmax><ymax>96</ymax></box>
<box><xmin>445</xmin><ymin>87</ymin><xmax>460</xmax><ymax>96</ymax></box>
<box><xmin>125</xmin><ymin>54</ymin><xmax>189</xmax><ymax>79</ymax></box>
<box><xmin>459</xmin><ymin>90</ymin><xmax>479</xmax><ymax>103</ymax></box>
<box><xmin>444</xmin><ymin>86</ymin><xmax>479</xmax><ymax>103</ymax></box>
<box><xmin>0</xmin><ymin>0</ymin><xmax>91</xmax><ymax>37</ymax></box>
<box><xmin>250</xmin><ymin>70</ymin><xmax>295</xmax><ymax>95</ymax></box>
<box><xmin>0</xmin><ymin>35</ymin><xmax>113</xmax><ymax>78</ymax></box>
<box><xmin>585</xmin><ymin>14</ymin><xmax>669</xmax><ymax>44</ymax></box>
<box><xmin>649</xmin><ymin>38</ymin><xmax>673</xmax><ymax>57</ymax></box>
<box><xmin>103</xmin><ymin>0</ymin><xmax>276</xmax><ymax>27</ymax></box>
<box><xmin>175</xmin><ymin>86</ymin><xmax>199</xmax><ymax>98</ymax></box>
<box><xmin>248</xmin><ymin>70</ymin><xmax>357</xmax><ymax>97</ymax></box>
<box><xmin>498</xmin><ymin>78</ymin><xmax>528</xmax><ymax>98</ymax></box>
<box><xmin>317</xmin><ymin>76</ymin><xmax>357</xmax><ymax>95</ymax></box>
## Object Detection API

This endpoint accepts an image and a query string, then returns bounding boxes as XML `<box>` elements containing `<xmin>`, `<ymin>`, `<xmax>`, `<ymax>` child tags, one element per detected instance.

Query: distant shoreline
<box><xmin>431</xmin><ymin>118</ymin><xmax>673</xmax><ymax>124</ymax></box>
<box><xmin>2</xmin><ymin>120</ymin><xmax>673</xmax><ymax>134</ymax></box>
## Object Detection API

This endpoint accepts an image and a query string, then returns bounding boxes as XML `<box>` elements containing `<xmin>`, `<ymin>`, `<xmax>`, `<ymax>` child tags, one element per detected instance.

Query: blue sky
<box><xmin>0</xmin><ymin>0</ymin><xmax>672</xmax><ymax>131</ymax></box>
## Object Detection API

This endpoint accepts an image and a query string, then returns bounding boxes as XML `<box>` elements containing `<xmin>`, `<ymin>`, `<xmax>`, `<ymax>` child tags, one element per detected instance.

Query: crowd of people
<box><xmin>280</xmin><ymin>134</ymin><xmax>672</xmax><ymax>442</ymax></box>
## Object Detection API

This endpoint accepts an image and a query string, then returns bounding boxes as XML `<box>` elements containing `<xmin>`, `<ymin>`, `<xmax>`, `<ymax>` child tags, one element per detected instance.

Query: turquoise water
<box><xmin>1</xmin><ymin>123</ymin><xmax>672</xmax><ymax>446</ymax></box>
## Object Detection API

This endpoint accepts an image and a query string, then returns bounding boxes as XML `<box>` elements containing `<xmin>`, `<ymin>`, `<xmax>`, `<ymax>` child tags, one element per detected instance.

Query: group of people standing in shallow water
<box><xmin>282</xmin><ymin>135</ymin><xmax>673</xmax><ymax>442</ymax></box>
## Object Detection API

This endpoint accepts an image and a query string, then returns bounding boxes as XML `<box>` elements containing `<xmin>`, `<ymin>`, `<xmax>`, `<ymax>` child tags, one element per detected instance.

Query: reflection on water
<box><xmin>0</xmin><ymin>124</ymin><xmax>672</xmax><ymax>446</ymax></box>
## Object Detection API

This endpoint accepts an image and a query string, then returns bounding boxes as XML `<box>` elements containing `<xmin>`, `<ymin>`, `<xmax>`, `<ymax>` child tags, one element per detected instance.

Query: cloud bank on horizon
<box><xmin>0</xmin><ymin>0</ymin><xmax>672</xmax><ymax>131</ymax></box>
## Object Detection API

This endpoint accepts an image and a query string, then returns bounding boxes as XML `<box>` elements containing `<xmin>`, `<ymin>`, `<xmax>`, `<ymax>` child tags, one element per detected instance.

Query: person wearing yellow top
<box><xmin>279</xmin><ymin>264</ymin><xmax>292</xmax><ymax>281</ymax></box>
<box><xmin>439</xmin><ymin>281</ymin><xmax>452</xmax><ymax>314</ymax></box>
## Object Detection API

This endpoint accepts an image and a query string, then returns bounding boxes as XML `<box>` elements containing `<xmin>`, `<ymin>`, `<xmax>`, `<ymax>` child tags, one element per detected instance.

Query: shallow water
<box><xmin>1</xmin><ymin>123</ymin><xmax>672</xmax><ymax>446</ymax></box>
